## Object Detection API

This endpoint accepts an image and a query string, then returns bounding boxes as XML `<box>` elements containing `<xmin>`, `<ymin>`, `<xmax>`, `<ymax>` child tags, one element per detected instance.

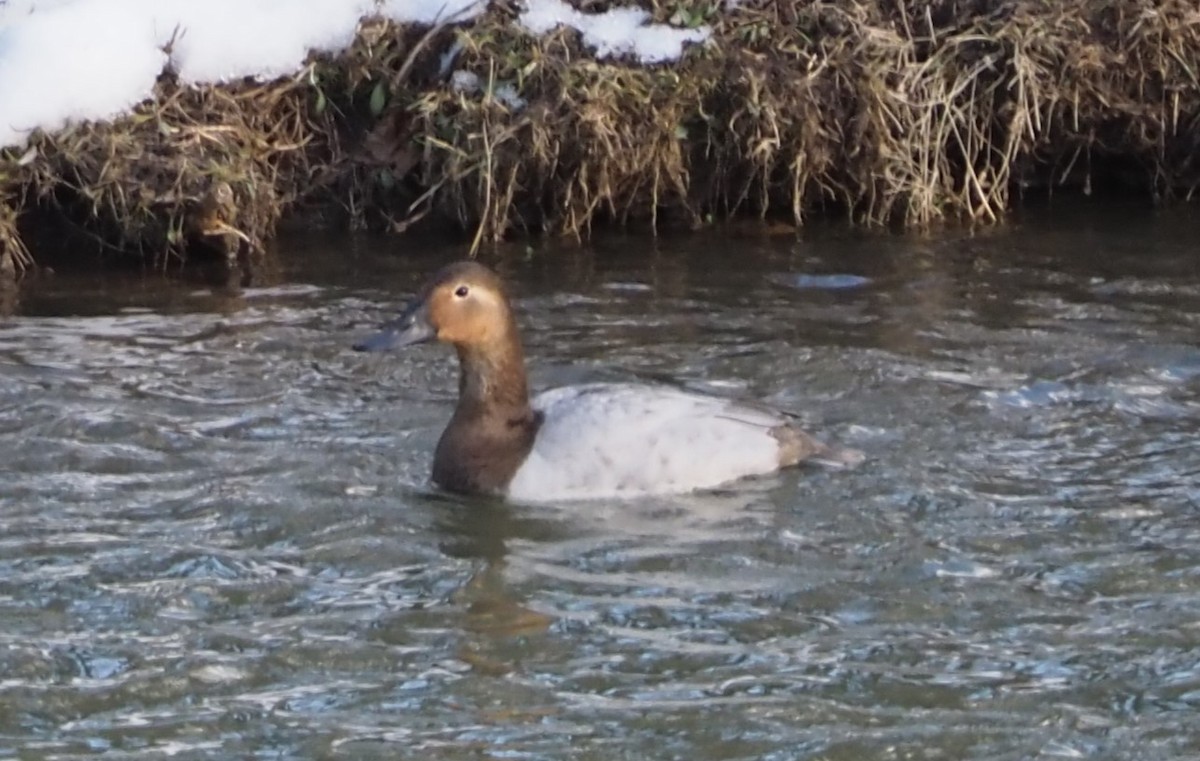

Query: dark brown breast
<box><xmin>431</xmin><ymin>407</ymin><xmax>543</xmax><ymax>495</ymax></box>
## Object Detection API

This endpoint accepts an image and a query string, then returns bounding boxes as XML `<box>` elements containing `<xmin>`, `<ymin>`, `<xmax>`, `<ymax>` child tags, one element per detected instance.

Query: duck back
<box><xmin>505</xmin><ymin>383</ymin><xmax>793</xmax><ymax>501</ymax></box>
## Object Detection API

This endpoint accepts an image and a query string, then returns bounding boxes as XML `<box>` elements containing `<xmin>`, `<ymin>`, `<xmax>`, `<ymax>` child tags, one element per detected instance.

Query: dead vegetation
<box><xmin>0</xmin><ymin>197</ymin><xmax>32</xmax><ymax>276</ymax></box>
<box><xmin>2</xmin><ymin>0</ymin><xmax>1200</xmax><ymax>274</ymax></box>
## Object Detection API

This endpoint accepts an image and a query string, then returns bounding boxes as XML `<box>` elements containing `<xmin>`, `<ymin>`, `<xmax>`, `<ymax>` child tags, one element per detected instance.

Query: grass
<box><xmin>2</xmin><ymin>0</ymin><xmax>1200</xmax><ymax>273</ymax></box>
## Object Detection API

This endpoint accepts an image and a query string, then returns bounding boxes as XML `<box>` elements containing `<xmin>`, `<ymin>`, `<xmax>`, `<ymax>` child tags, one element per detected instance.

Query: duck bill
<box><xmin>353</xmin><ymin>302</ymin><xmax>435</xmax><ymax>352</ymax></box>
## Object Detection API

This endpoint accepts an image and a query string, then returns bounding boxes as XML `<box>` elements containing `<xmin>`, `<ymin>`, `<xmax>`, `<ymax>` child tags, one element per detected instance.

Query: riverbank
<box><xmin>2</xmin><ymin>0</ymin><xmax>1199</xmax><ymax>277</ymax></box>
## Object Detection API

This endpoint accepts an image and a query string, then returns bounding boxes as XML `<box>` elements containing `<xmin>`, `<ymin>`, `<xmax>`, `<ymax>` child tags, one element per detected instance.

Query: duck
<box><xmin>353</xmin><ymin>261</ymin><xmax>862</xmax><ymax>501</ymax></box>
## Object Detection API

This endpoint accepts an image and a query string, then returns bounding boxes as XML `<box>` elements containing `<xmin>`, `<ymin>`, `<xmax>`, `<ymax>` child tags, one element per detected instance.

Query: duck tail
<box><xmin>770</xmin><ymin>424</ymin><xmax>865</xmax><ymax>469</ymax></box>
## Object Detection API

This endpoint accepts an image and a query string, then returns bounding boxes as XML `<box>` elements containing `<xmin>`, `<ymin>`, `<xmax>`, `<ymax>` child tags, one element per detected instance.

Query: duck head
<box><xmin>353</xmin><ymin>261</ymin><xmax>516</xmax><ymax>352</ymax></box>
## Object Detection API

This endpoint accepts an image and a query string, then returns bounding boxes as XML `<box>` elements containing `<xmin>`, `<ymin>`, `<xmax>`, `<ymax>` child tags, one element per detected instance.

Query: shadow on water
<box><xmin>1</xmin><ymin>199</ymin><xmax>1199</xmax><ymax>758</ymax></box>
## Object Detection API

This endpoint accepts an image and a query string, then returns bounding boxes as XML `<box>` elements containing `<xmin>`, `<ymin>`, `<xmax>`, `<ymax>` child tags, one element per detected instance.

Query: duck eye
<box><xmin>454</xmin><ymin>285</ymin><xmax>470</xmax><ymax>298</ymax></box>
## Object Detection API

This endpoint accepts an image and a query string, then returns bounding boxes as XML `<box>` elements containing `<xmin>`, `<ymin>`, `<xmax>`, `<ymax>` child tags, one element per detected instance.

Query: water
<box><xmin>2</xmin><ymin>204</ymin><xmax>1199</xmax><ymax>759</ymax></box>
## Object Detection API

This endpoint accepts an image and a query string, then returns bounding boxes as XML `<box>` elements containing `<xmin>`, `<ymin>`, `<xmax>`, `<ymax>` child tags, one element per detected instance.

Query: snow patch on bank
<box><xmin>0</xmin><ymin>0</ymin><xmax>707</xmax><ymax>149</ymax></box>
<box><xmin>519</xmin><ymin>0</ymin><xmax>710</xmax><ymax>63</ymax></box>
<box><xmin>0</xmin><ymin>0</ymin><xmax>483</xmax><ymax>148</ymax></box>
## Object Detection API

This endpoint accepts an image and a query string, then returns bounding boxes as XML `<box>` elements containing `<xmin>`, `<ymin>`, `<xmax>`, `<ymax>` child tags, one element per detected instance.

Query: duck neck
<box><xmin>453</xmin><ymin>334</ymin><xmax>531</xmax><ymax>418</ymax></box>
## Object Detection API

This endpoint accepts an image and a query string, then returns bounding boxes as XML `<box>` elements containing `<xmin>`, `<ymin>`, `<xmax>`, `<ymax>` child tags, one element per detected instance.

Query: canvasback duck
<box><xmin>354</xmin><ymin>261</ymin><xmax>862</xmax><ymax>501</ymax></box>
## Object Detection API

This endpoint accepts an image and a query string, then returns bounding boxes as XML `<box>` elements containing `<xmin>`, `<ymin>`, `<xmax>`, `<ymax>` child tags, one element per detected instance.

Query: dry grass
<box><xmin>388</xmin><ymin>0</ymin><xmax>1200</xmax><ymax>244</ymax></box>
<box><xmin>12</xmin><ymin>72</ymin><xmax>319</xmax><ymax>264</ymax></box>
<box><xmin>0</xmin><ymin>196</ymin><xmax>32</xmax><ymax>276</ymax></box>
<box><xmin>697</xmin><ymin>0</ymin><xmax>1200</xmax><ymax>224</ymax></box>
<box><xmin>2</xmin><ymin>0</ymin><xmax>1200</xmax><ymax>272</ymax></box>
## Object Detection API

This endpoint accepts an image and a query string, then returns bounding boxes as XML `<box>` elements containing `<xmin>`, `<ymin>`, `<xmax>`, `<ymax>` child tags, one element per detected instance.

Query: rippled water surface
<box><xmin>3</xmin><ymin>206</ymin><xmax>1200</xmax><ymax>759</ymax></box>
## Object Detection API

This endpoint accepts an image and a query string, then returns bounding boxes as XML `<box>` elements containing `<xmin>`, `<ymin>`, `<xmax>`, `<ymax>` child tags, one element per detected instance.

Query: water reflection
<box><xmin>1</xmin><ymin>203</ymin><xmax>1199</xmax><ymax>758</ymax></box>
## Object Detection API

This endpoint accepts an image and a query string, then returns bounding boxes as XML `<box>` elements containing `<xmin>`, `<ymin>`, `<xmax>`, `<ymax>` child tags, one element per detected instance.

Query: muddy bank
<box><xmin>2</xmin><ymin>0</ymin><xmax>1200</xmax><ymax>276</ymax></box>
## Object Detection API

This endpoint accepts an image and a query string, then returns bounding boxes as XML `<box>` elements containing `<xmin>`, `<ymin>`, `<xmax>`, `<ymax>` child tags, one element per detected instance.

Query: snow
<box><xmin>0</xmin><ymin>2</ymin><xmax>165</xmax><ymax>148</ymax></box>
<box><xmin>0</xmin><ymin>0</ymin><xmax>483</xmax><ymax>148</ymax></box>
<box><xmin>159</xmin><ymin>0</ymin><xmax>371</xmax><ymax>83</ymax></box>
<box><xmin>0</xmin><ymin>0</ymin><xmax>708</xmax><ymax>150</ymax></box>
<box><xmin>519</xmin><ymin>0</ymin><xmax>709</xmax><ymax>64</ymax></box>
<box><xmin>450</xmin><ymin>70</ymin><xmax>526</xmax><ymax>110</ymax></box>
